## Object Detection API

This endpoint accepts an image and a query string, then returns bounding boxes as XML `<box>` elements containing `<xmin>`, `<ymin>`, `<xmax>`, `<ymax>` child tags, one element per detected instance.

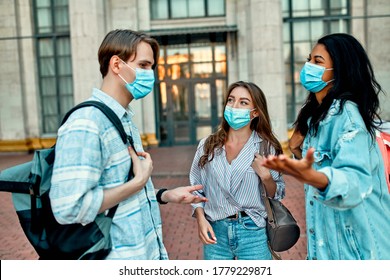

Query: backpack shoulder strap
<box><xmin>45</xmin><ymin>101</ymin><xmax>129</xmax><ymax>165</ymax></box>
<box><xmin>58</xmin><ymin>100</ymin><xmax>124</xmax><ymax>215</ymax></box>
<box><xmin>61</xmin><ymin>101</ymin><xmax>127</xmax><ymax>144</ymax></box>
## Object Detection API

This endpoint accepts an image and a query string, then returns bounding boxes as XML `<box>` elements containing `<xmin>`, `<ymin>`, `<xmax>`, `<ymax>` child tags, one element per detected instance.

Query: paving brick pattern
<box><xmin>0</xmin><ymin>146</ymin><xmax>307</xmax><ymax>260</ymax></box>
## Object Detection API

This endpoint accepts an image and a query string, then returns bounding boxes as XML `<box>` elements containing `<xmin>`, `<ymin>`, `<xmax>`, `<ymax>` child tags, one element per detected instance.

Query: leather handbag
<box><xmin>259</xmin><ymin>142</ymin><xmax>300</xmax><ymax>254</ymax></box>
<box><xmin>260</xmin><ymin>187</ymin><xmax>300</xmax><ymax>252</ymax></box>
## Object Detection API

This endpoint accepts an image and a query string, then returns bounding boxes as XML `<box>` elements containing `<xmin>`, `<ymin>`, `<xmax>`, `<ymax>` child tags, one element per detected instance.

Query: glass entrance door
<box><xmin>155</xmin><ymin>33</ymin><xmax>228</xmax><ymax>146</ymax></box>
<box><xmin>158</xmin><ymin>81</ymin><xmax>190</xmax><ymax>145</ymax></box>
<box><xmin>157</xmin><ymin>80</ymin><xmax>225</xmax><ymax>146</ymax></box>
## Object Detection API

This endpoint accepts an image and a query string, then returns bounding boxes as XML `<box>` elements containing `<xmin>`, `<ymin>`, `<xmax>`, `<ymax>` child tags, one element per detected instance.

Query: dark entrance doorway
<box><xmin>155</xmin><ymin>33</ymin><xmax>228</xmax><ymax>146</ymax></box>
<box><xmin>158</xmin><ymin>79</ymin><xmax>226</xmax><ymax>145</ymax></box>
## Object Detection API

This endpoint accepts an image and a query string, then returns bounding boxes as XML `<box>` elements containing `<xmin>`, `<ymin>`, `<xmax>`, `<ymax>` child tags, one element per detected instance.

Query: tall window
<box><xmin>34</xmin><ymin>0</ymin><xmax>73</xmax><ymax>134</ymax></box>
<box><xmin>154</xmin><ymin>32</ymin><xmax>228</xmax><ymax>145</ymax></box>
<box><xmin>282</xmin><ymin>0</ymin><xmax>350</xmax><ymax>126</ymax></box>
<box><xmin>151</xmin><ymin>0</ymin><xmax>225</xmax><ymax>20</ymax></box>
<box><xmin>157</xmin><ymin>41</ymin><xmax>227</xmax><ymax>81</ymax></box>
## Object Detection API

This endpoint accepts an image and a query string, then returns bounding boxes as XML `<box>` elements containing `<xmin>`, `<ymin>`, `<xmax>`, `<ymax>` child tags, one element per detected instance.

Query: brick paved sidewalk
<box><xmin>0</xmin><ymin>146</ymin><xmax>306</xmax><ymax>260</ymax></box>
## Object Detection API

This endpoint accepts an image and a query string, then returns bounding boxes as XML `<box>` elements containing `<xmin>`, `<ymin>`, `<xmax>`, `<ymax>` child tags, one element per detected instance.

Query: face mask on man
<box><xmin>300</xmin><ymin>62</ymin><xmax>334</xmax><ymax>93</ymax></box>
<box><xmin>224</xmin><ymin>106</ymin><xmax>256</xmax><ymax>130</ymax></box>
<box><xmin>118</xmin><ymin>59</ymin><xmax>155</xmax><ymax>100</ymax></box>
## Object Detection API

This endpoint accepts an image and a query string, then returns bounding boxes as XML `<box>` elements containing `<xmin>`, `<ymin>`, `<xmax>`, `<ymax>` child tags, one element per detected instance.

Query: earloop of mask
<box><xmin>118</xmin><ymin>73</ymin><xmax>128</xmax><ymax>84</ymax></box>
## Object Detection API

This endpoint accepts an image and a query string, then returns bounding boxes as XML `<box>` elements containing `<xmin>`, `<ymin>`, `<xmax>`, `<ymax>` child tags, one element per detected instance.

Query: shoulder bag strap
<box><xmin>259</xmin><ymin>141</ymin><xmax>275</xmax><ymax>228</ymax></box>
<box><xmin>259</xmin><ymin>141</ymin><xmax>282</xmax><ymax>259</ymax></box>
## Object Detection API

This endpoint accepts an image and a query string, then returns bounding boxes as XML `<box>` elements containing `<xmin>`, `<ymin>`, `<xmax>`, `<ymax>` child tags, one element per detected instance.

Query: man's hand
<box><xmin>161</xmin><ymin>185</ymin><xmax>208</xmax><ymax>204</ymax></box>
<box><xmin>128</xmin><ymin>146</ymin><xmax>153</xmax><ymax>187</ymax></box>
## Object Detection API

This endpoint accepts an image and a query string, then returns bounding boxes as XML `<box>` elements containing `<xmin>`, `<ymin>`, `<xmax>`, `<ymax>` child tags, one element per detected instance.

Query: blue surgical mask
<box><xmin>118</xmin><ymin>60</ymin><xmax>155</xmax><ymax>100</ymax></box>
<box><xmin>300</xmin><ymin>62</ymin><xmax>334</xmax><ymax>93</ymax></box>
<box><xmin>224</xmin><ymin>106</ymin><xmax>256</xmax><ymax>130</ymax></box>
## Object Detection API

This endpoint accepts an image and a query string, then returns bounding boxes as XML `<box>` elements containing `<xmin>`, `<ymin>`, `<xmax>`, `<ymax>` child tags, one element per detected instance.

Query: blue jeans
<box><xmin>204</xmin><ymin>215</ymin><xmax>272</xmax><ymax>260</ymax></box>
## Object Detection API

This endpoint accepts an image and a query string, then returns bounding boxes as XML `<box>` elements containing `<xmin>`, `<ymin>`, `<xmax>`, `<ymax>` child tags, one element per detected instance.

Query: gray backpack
<box><xmin>0</xmin><ymin>101</ymin><xmax>133</xmax><ymax>259</ymax></box>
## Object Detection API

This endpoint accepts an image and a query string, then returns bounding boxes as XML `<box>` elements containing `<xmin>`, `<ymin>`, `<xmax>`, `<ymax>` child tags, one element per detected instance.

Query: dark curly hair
<box><xmin>294</xmin><ymin>33</ymin><xmax>384</xmax><ymax>139</ymax></box>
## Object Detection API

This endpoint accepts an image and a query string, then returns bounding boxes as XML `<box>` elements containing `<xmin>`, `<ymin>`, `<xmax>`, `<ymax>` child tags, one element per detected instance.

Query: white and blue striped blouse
<box><xmin>190</xmin><ymin>131</ymin><xmax>285</xmax><ymax>227</ymax></box>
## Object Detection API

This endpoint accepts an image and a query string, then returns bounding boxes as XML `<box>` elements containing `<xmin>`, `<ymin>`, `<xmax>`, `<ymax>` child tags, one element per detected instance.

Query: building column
<box><xmin>0</xmin><ymin>0</ymin><xmax>41</xmax><ymax>151</ymax></box>
<box><xmin>237</xmin><ymin>0</ymin><xmax>288</xmax><ymax>143</ymax></box>
<box><xmin>68</xmin><ymin>0</ymin><xmax>107</xmax><ymax>104</ymax></box>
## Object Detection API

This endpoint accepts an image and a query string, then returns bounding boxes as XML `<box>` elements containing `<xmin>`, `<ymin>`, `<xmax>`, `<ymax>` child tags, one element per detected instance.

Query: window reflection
<box><xmin>158</xmin><ymin>65</ymin><xmax>165</xmax><ymax>80</ymax></box>
<box><xmin>155</xmin><ymin>34</ymin><xmax>228</xmax><ymax>145</ymax></box>
<box><xmin>189</xmin><ymin>0</ymin><xmax>205</xmax><ymax>17</ymax></box>
<box><xmin>191</xmin><ymin>45</ymin><xmax>212</xmax><ymax>62</ymax></box>
<box><xmin>150</xmin><ymin>0</ymin><xmax>168</xmax><ymax>19</ymax></box>
<box><xmin>291</xmin><ymin>0</ymin><xmax>347</xmax><ymax>17</ymax></box>
<box><xmin>160</xmin><ymin>82</ymin><xmax>167</xmax><ymax>113</ymax></box>
<box><xmin>167</xmin><ymin>46</ymin><xmax>188</xmax><ymax>64</ymax></box>
<box><xmin>167</xmin><ymin>64</ymin><xmax>190</xmax><ymax>80</ymax></box>
<box><xmin>192</xmin><ymin>63</ymin><xmax>213</xmax><ymax>78</ymax></box>
<box><xmin>195</xmin><ymin>83</ymin><xmax>211</xmax><ymax>119</ymax></box>
<box><xmin>166</xmin><ymin>46</ymin><xmax>189</xmax><ymax>80</ymax></box>
<box><xmin>208</xmin><ymin>0</ymin><xmax>225</xmax><ymax>16</ymax></box>
<box><xmin>330</xmin><ymin>0</ymin><xmax>348</xmax><ymax>15</ymax></box>
<box><xmin>160</xmin><ymin>42</ymin><xmax>226</xmax><ymax>80</ymax></box>
<box><xmin>215</xmin><ymin>62</ymin><xmax>226</xmax><ymax>75</ymax></box>
<box><xmin>35</xmin><ymin>0</ymin><xmax>73</xmax><ymax>133</ymax></box>
<box><xmin>151</xmin><ymin>0</ymin><xmax>225</xmax><ymax>20</ymax></box>
<box><xmin>214</xmin><ymin>45</ymin><xmax>226</xmax><ymax>61</ymax></box>
<box><xmin>172</xmin><ymin>84</ymin><xmax>189</xmax><ymax>121</ymax></box>
<box><xmin>216</xmin><ymin>79</ymin><xmax>226</xmax><ymax>118</ymax></box>
<box><xmin>171</xmin><ymin>0</ymin><xmax>188</xmax><ymax>18</ymax></box>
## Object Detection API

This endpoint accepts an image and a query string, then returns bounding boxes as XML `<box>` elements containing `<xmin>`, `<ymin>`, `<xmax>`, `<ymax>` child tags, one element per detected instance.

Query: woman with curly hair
<box><xmin>263</xmin><ymin>33</ymin><xmax>390</xmax><ymax>260</ymax></box>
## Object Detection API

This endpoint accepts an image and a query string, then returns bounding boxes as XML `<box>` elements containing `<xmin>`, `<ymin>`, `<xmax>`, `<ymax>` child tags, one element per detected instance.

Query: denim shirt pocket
<box><xmin>344</xmin><ymin>225</ymin><xmax>363</xmax><ymax>259</ymax></box>
<box><xmin>312</xmin><ymin>150</ymin><xmax>332</xmax><ymax>170</ymax></box>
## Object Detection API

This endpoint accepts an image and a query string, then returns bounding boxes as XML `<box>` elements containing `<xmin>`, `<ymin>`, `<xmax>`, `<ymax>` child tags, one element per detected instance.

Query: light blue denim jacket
<box><xmin>302</xmin><ymin>99</ymin><xmax>390</xmax><ymax>260</ymax></box>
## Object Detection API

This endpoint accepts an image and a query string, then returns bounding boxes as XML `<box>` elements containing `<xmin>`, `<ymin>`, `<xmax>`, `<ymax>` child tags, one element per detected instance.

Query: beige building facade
<box><xmin>0</xmin><ymin>0</ymin><xmax>389</xmax><ymax>152</ymax></box>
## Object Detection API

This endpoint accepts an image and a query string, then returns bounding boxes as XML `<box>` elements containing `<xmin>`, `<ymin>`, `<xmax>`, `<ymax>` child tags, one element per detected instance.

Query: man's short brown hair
<box><xmin>98</xmin><ymin>29</ymin><xmax>160</xmax><ymax>78</ymax></box>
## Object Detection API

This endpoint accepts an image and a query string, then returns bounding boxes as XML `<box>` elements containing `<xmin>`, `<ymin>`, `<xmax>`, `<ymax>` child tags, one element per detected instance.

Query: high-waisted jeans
<box><xmin>204</xmin><ymin>215</ymin><xmax>272</xmax><ymax>260</ymax></box>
